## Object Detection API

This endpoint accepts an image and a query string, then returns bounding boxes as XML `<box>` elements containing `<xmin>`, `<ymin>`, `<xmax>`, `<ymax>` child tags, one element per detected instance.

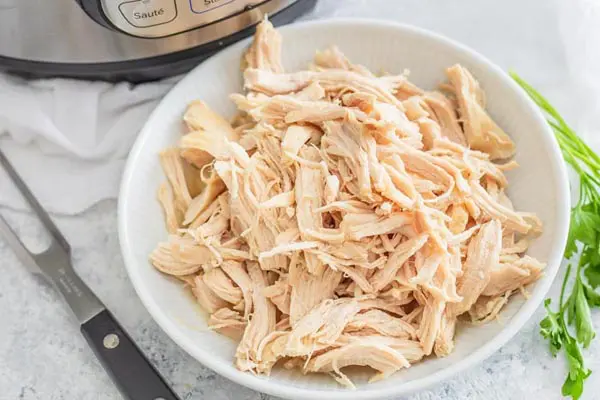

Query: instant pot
<box><xmin>0</xmin><ymin>0</ymin><xmax>316</xmax><ymax>82</ymax></box>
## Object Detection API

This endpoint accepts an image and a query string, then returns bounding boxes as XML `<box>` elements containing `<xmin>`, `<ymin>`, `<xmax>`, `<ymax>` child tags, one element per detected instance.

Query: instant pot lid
<box><xmin>0</xmin><ymin>0</ymin><xmax>316</xmax><ymax>82</ymax></box>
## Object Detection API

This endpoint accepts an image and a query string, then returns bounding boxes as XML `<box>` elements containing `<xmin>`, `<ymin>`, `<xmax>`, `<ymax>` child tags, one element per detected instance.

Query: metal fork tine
<box><xmin>0</xmin><ymin>214</ymin><xmax>39</xmax><ymax>271</ymax></box>
<box><xmin>0</xmin><ymin>148</ymin><xmax>70</xmax><ymax>253</ymax></box>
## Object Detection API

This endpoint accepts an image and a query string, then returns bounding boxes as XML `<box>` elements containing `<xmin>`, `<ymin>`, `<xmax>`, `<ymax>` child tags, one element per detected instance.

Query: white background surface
<box><xmin>1</xmin><ymin>0</ymin><xmax>599</xmax><ymax>399</ymax></box>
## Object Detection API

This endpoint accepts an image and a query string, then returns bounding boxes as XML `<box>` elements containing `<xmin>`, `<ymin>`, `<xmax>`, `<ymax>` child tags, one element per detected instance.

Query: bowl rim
<box><xmin>118</xmin><ymin>17</ymin><xmax>570</xmax><ymax>400</ymax></box>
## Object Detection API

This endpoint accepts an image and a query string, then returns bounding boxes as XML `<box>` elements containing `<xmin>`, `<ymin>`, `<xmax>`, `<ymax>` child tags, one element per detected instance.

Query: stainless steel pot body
<box><xmin>0</xmin><ymin>0</ymin><xmax>315</xmax><ymax>81</ymax></box>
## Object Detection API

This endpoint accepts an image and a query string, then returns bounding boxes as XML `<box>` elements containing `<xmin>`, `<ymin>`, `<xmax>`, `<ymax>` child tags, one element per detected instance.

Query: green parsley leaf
<box><xmin>540</xmin><ymin>299</ymin><xmax>564</xmax><ymax>356</ymax></box>
<box><xmin>571</xmin><ymin>208</ymin><xmax>600</xmax><ymax>248</ymax></box>
<box><xmin>572</xmin><ymin>280</ymin><xmax>595</xmax><ymax>348</ymax></box>
<box><xmin>584</xmin><ymin>263</ymin><xmax>600</xmax><ymax>289</ymax></box>
<box><xmin>581</xmin><ymin>241</ymin><xmax>600</xmax><ymax>289</ymax></box>
<box><xmin>562</xmin><ymin>340</ymin><xmax>591</xmax><ymax>400</ymax></box>
<box><xmin>565</xmin><ymin>222</ymin><xmax>580</xmax><ymax>259</ymax></box>
<box><xmin>582</xmin><ymin>280</ymin><xmax>600</xmax><ymax>307</ymax></box>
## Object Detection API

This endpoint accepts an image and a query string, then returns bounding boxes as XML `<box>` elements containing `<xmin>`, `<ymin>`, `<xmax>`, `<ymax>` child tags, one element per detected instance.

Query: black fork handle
<box><xmin>81</xmin><ymin>310</ymin><xmax>180</xmax><ymax>400</ymax></box>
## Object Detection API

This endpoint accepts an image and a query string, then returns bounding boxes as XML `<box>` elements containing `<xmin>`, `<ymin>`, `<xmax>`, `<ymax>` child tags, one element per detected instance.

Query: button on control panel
<box><xmin>189</xmin><ymin>0</ymin><xmax>236</xmax><ymax>14</ymax></box>
<box><xmin>118</xmin><ymin>0</ymin><xmax>177</xmax><ymax>28</ymax></box>
<box><xmin>101</xmin><ymin>0</ymin><xmax>263</xmax><ymax>38</ymax></box>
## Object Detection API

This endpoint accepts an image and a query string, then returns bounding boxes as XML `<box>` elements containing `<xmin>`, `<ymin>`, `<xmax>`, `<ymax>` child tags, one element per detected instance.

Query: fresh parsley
<box><xmin>511</xmin><ymin>72</ymin><xmax>600</xmax><ymax>400</ymax></box>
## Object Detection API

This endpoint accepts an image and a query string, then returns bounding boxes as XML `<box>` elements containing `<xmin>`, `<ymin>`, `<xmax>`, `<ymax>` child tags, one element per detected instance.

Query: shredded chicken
<box><xmin>151</xmin><ymin>18</ymin><xmax>545</xmax><ymax>388</ymax></box>
<box><xmin>446</xmin><ymin>65</ymin><xmax>516</xmax><ymax>160</ymax></box>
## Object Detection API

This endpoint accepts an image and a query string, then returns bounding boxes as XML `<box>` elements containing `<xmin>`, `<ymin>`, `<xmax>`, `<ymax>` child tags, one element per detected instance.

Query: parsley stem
<box><xmin>559</xmin><ymin>263</ymin><xmax>573</xmax><ymax>314</ymax></box>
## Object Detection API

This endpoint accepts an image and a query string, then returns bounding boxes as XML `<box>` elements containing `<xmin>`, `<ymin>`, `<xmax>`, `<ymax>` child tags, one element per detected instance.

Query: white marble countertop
<box><xmin>2</xmin><ymin>0</ymin><xmax>600</xmax><ymax>399</ymax></box>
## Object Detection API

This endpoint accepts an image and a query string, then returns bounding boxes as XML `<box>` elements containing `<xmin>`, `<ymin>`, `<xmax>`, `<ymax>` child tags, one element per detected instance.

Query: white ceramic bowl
<box><xmin>118</xmin><ymin>19</ymin><xmax>570</xmax><ymax>400</ymax></box>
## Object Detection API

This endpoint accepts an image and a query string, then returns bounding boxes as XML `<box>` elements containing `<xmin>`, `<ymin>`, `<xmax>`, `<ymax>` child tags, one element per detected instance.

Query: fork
<box><xmin>0</xmin><ymin>148</ymin><xmax>180</xmax><ymax>400</ymax></box>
